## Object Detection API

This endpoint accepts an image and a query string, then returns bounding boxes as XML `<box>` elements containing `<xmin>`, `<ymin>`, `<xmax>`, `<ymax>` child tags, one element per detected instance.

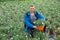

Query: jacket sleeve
<box><xmin>23</xmin><ymin>14</ymin><xmax>34</xmax><ymax>28</ymax></box>
<box><xmin>37</xmin><ymin>12</ymin><xmax>45</xmax><ymax>21</ymax></box>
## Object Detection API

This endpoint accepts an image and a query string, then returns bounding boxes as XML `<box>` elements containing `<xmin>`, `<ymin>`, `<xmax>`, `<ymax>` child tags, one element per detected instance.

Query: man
<box><xmin>23</xmin><ymin>5</ymin><xmax>45</xmax><ymax>38</ymax></box>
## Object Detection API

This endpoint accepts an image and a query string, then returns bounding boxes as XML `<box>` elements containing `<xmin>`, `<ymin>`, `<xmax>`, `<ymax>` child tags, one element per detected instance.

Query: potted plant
<box><xmin>48</xmin><ymin>25</ymin><xmax>55</xmax><ymax>35</ymax></box>
<box><xmin>33</xmin><ymin>19</ymin><xmax>44</xmax><ymax>31</ymax></box>
<box><xmin>55</xmin><ymin>29</ymin><xmax>60</xmax><ymax>37</ymax></box>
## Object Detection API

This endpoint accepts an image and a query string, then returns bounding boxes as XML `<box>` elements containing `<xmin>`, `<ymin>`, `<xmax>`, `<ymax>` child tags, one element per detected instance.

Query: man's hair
<box><xmin>29</xmin><ymin>5</ymin><xmax>34</xmax><ymax>7</ymax></box>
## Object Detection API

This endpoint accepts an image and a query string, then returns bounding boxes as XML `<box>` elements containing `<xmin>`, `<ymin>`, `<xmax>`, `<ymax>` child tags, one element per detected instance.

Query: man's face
<box><xmin>30</xmin><ymin>6</ymin><xmax>35</xmax><ymax>12</ymax></box>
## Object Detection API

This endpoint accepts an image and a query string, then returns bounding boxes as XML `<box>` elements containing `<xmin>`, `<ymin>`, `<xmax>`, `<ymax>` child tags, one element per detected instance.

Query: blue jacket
<box><xmin>23</xmin><ymin>11</ymin><xmax>45</xmax><ymax>32</ymax></box>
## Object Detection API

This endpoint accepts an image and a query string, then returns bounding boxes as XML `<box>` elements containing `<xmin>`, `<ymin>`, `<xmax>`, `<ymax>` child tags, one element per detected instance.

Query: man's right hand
<box><xmin>33</xmin><ymin>26</ymin><xmax>37</xmax><ymax>29</ymax></box>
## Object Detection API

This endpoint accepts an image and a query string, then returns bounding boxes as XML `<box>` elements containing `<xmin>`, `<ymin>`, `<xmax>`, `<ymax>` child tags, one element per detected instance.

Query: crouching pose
<box><xmin>23</xmin><ymin>5</ymin><xmax>46</xmax><ymax>38</ymax></box>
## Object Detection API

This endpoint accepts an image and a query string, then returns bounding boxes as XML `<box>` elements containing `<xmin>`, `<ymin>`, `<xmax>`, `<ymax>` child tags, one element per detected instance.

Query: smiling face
<box><xmin>29</xmin><ymin>5</ymin><xmax>35</xmax><ymax>13</ymax></box>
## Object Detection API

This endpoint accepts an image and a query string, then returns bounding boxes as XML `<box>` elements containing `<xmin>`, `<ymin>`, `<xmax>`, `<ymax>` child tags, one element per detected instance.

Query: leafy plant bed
<box><xmin>0</xmin><ymin>0</ymin><xmax>60</xmax><ymax>40</ymax></box>
<box><xmin>55</xmin><ymin>36</ymin><xmax>60</xmax><ymax>40</ymax></box>
<box><xmin>38</xmin><ymin>31</ymin><xmax>47</xmax><ymax>40</ymax></box>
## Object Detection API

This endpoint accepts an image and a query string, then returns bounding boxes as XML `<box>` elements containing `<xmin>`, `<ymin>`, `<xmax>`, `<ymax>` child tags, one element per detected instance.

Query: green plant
<box><xmin>55</xmin><ymin>29</ymin><xmax>60</xmax><ymax>34</ymax></box>
<box><xmin>39</xmin><ymin>31</ymin><xmax>47</xmax><ymax>40</ymax></box>
<box><xmin>33</xmin><ymin>19</ymin><xmax>44</xmax><ymax>26</ymax></box>
<box><xmin>48</xmin><ymin>25</ymin><xmax>56</xmax><ymax>30</ymax></box>
<box><xmin>55</xmin><ymin>36</ymin><xmax>60</xmax><ymax>40</ymax></box>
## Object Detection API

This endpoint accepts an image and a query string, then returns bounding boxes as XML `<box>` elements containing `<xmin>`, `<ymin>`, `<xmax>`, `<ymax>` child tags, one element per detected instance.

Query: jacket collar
<box><xmin>27</xmin><ymin>10</ymin><xmax>36</xmax><ymax>16</ymax></box>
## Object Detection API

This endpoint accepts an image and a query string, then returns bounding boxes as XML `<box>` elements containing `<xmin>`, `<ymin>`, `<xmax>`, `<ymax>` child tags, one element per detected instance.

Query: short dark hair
<box><xmin>29</xmin><ymin>5</ymin><xmax>34</xmax><ymax>7</ymax></box>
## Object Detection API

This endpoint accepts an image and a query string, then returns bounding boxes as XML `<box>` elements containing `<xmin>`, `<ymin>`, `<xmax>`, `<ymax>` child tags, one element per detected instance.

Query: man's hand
<box><xmin>33</xmin><ymin>26</ymin><xmax>37</xmax><ymax>29</ymax></box>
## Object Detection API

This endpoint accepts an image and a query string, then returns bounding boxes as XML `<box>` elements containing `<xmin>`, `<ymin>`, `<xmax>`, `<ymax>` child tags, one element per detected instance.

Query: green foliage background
<box><xmin>0</xmin><ymin>0</ymin><xmax>60</xmax><ymax>40</ymax></box>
